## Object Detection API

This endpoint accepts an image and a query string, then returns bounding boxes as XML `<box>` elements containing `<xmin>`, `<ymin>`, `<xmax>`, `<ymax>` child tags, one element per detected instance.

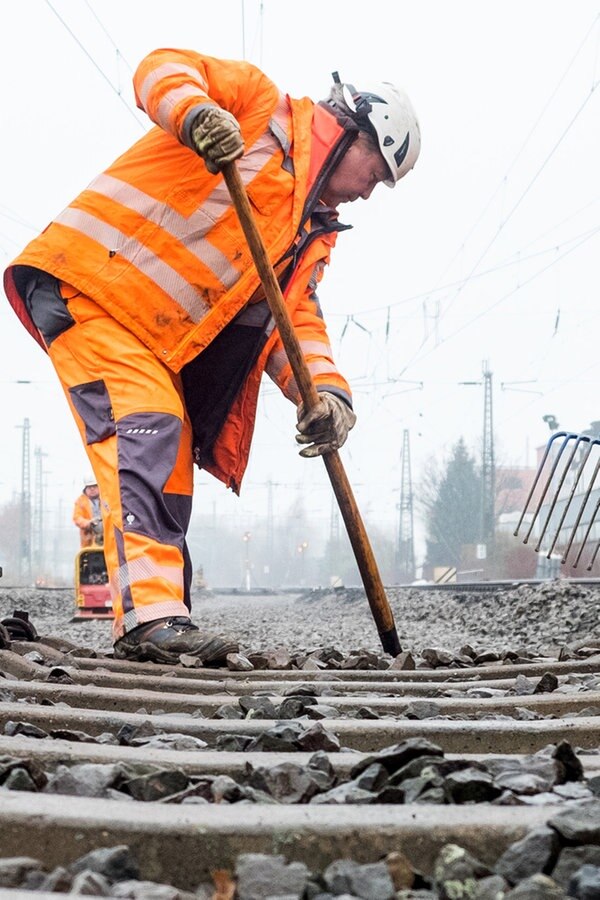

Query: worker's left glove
<box><xmin>295</xmin><ymin>392</ymin><xmax>356</xmax><ymax>458</ymax></box>
<box><xmin>191</xmin><ymin>106</ymin><xmax>244</xmax><ymax>174</ymax></box>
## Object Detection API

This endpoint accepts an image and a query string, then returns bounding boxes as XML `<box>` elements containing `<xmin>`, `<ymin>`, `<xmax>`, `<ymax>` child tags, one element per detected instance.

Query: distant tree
<box><xmin>421</xmin><ymin>438</ymin><xmax>482</xmax><ymax>569</ymax></box>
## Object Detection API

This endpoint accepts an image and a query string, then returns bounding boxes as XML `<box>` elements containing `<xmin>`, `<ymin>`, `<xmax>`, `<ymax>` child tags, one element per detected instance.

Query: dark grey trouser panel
<box><xmin>69</xmin><ymin>380</ymin><xmax>117</xmax><ymax>444</ymax></box>
<box><xmin>19</xmin><ymin>267</ymin><xmax>75</xmax><ymax>346</ymax></box>
<box><xmin>116</xmin><ymin>412</ymin><xmax>192</xmax><ymax>613</ymax></box>
<box><xmin>164</xmin><ymin>493</ymin><xmax>193</xmax><ymax>612</ymax></box>
<box><xmin>117</xmin><ymin>412</ymin><xmax>188</xmax><ymax>546</ymax></box>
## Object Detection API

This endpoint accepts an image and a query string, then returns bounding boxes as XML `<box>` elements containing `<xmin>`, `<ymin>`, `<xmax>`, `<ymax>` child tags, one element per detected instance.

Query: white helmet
<box><xmin>338</xmin><ymin>79</ymin><xmax>421</xmax><ymax>187</ymax></box>
<box><xmin>83</xmin><ymin>475</ymin><xmax>97</xmax><ymax>489</ymax></box>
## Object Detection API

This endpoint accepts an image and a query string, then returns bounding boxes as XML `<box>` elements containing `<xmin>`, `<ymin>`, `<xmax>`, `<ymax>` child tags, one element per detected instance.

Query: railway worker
<box><xmin>3</xmin><ymin>50</ymin><xmax>420</xmax><ymax>666</ymax></box>
<box><xmin>73</xmin><ymin>477</ymin><xmax>103</xmax><ymax>548</ymax></box>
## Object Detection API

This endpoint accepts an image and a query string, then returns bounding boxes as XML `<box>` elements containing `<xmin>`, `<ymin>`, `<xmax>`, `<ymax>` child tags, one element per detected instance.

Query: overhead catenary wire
<box><xmin>328</xmin><ymin>216</ymin><xmax>600</xmax><ymax>321</ymax></box>
<box><xmin>241</xmin><ymin>0</ymin><xmax>246</xmax><ymax>59</ymax></box>
<box><xmin>497</xmin><ymin>350</ymin><xmax>600</xmax><ymax>437</ymax></box>
<box><xmin>240</xmin><ymin>0</ymin><xmax>265</xmax><ymax>65</ymax></box>
<box><xmin>397</xmin><ymin>225</ymin><xmax>600</xmax><ymax>377</ymax></box>
<box><xmin>593</xmin><ymin>9</ymin><xmax>600</xmax><ymax>86</ymax></box>
<box><xmin>0</xmin><ymin>239</ymin><xmax>16</xmax><ymax>259</ymax></box>
<box><xmin>308</xmin><ymin>222</ymin><xmax>599</xmax><ymax>408</ymax></box>
<box><xmin>350</xmin><ymin>234</ymin><xmax>600</xmax><ymax>479</ymax></box>
<box><xmin>83</xmin><ymin>0</ymin><xmax>135</xmax><ymax>74</ymax></box>
<box><xmin>259</xmin><ymin>0</ymin><xmax>264</xmax><ymax>67</ymax></box>
<box><xmin>43</xmin><ymin>0</ymin><xmax>147</xmax><ymax>131</ymax></box>
<box><xmin>340</xmin><ymin>194</ymin><xmax>600</xmax><ymax>318</ymax></box>
<box><xmin>426</xmin><ymin>12</ymin><xmax>600</xmax><ymax>300</ymax></box>
<box><xmin>0</xmin><ymin>228</ymin><xmax>27</xmax><ymax>254</ymax></box>
<box><xmin>82</xmin><ymin>0</ymin><xmax>135</xmax><ymax>98</ymax></box>
<box><xmin>374</xmin><ymin>13</ymin><xmax>600</xmax><ymax>385</ymax></box>
<box><xmin>275</xmin><ymin>208</ymin><xmax>600</xmax><ymax>447</ymax></box>
<box><xmin>0</xmin><ymin>204</ymin><xmax>39</xmax><ymax>233</ymax></box>
<box><xmin>394</xmin><ymin>81</ymin><xmax>599</xmax><ymax>377</ymax></box>
<box><xmin>325</xmin><ymin>222</ymin><xmax>600</xmax><ymax>388</ymax></box>
<box><xmin>431</xmin><ymin>77</ymin><xmax>599</xmax><ymax>336</ymax></box>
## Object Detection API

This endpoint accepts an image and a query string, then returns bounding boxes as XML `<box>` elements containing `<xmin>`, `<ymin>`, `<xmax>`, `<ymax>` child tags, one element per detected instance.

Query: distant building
<box><xmin>496</xmin><ymin>465</ymin><xmax>539</xmax><ymax>523</ymax></box>
<box><xmin>495</xmin><ymin>464</ymin><xmax>542</xmax><ymax>579</ymax></box>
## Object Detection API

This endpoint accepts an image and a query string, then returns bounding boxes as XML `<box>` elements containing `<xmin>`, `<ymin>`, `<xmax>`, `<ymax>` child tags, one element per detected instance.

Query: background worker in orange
<box><xmin>73</xmin><ymin>478</ymin><xmax>102</xmax><ymax>548</ymax></box>
<box><xmin>3</xmin><ymin>50</ymin><xmax>420</xmax><ymax>666</ymax></box>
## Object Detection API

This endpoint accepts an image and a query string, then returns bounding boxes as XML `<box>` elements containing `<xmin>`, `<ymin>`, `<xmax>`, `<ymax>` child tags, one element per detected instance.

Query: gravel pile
<box><xmin>193</xmin><ymin>581</ymin><xmax>600</xmax><ymax>658</ymax></box>
<box><xmin>1</xmin><ymin>579</ymin><xmax>599</xmax><ymax>658</ymax></box>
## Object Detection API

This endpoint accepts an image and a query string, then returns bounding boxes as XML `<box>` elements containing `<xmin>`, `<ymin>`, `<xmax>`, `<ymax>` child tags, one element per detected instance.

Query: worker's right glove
<box><xmin>191</xmin><ymin>106</ymin><xmax>244</xmax><ymax>174</ymax></box>
<box><xmin>295</xmin><ymin>392</ymin><xmax>357</xmax><ymax>458</ymax></box>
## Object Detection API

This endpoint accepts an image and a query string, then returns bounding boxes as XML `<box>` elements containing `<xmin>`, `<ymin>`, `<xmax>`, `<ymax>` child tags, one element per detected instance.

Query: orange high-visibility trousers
<box><xmin>48</xmin><ymin>286</ymin><xmax>194</xmax><ymax>640</ymax></box>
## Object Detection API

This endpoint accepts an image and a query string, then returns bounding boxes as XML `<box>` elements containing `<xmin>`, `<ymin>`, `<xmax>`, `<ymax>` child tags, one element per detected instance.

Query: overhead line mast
<box><xmin>397</xmin><ymin>429</ymin><xmax>415</xmax><ymax>583</ymax></box>
<box><xmin>17</xmin><ymin>417</ymin><xmax>32</xmax><ymax>584</ymax></box>
<box><xmin>480</xmin><ymin>361</ymin><xmax>495</xmax><ymax>551</ymax></box>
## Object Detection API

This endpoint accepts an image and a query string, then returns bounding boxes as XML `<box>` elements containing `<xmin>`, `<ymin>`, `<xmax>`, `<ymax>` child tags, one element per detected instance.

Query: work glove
<box><xmin>295</xmin><ymin>392</ymin><xmax>357</xmax><ymax>458</ymax></box>
<box><xmin>191</xmin><ymin>106</ymin><xmax>244</xmax><ymax>174</ymax></box>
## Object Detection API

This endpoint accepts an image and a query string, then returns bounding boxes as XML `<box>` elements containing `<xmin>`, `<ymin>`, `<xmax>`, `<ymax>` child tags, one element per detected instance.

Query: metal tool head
<box><xmin>514</xmin><ymin>431</ymin><xmax>600</xmax><ymax>571</ymax></box>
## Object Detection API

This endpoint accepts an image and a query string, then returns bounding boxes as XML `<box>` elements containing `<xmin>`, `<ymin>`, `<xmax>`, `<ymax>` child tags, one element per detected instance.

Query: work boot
<box><xmin>113</xmin><ymin>616</ymin><xmax>238</xmax><ymax>666</ymax></box>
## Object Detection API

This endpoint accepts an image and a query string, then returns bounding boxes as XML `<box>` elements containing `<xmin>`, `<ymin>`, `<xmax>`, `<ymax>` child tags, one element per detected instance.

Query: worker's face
<box><xmin>85</xmin><ymin>484</ymin><xmax>99</xmax><ymax>498</ymax></box>
<box><xmin>320</xmin><ymin>133</ymin><xmax>390</xmax><ymax>207</ymax></box>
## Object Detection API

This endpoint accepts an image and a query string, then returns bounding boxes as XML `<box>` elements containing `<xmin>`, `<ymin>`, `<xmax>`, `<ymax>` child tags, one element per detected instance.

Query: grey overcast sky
<box><xmin>1</xmin><ymin>0</ymin><xmax>599</xmax><ymax>559</ymax></box>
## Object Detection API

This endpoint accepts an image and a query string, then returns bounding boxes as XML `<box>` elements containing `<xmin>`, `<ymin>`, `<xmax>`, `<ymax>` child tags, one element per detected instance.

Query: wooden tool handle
<box><xmin>222</xmin><ymin>163</ymin><xmax>401</xmax><ymax>656</ymax></box>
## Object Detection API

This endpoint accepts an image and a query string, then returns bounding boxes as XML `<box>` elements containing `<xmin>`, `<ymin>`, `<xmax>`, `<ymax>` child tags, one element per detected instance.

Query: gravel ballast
<box><xmin>1</xmin><ymin>579</ymin><xmax>600</xmax><ymax>898</ymax></box>
<box><xmin>0</xmin><ymin>579</ymin><xmax>599</xmax><ymax>658</ymax></box>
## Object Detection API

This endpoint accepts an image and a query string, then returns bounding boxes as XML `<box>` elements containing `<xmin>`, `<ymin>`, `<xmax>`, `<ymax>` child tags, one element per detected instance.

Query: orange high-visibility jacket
<box><xmin>73</xmin><ymin>492</ymin><xmax>96</xmax><ymax>548</ymax></box>
<box><xmin>4</xmin><ymin>50</ymin><xmax>353</xmax><ymax>490</ymax></box>
<box><xmin>73</xmin><ymin>493</ymin><xmax>93</xmax><ymax>530</ymax></box>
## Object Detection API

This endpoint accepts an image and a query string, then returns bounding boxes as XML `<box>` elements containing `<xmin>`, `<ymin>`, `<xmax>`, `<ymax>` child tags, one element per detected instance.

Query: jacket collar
<box><xmin>301</xmin><ymin>104</ymin><xmax>357</xmax><ymax>227</ymax></box>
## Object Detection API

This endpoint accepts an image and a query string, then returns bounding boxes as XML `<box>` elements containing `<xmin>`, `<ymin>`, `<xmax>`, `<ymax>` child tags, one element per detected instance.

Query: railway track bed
<box><xmin>0</xmin><ymin>639</ymin><xmax>600</xmax><ymax>897</ymax></box>
<box><xmin>1</xmin><ymin>617</ymin><xmax>600</xmax><ymax>895</ymax></box>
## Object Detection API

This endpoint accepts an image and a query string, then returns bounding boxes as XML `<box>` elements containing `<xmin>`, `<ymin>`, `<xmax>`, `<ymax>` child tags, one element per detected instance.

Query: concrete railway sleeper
<box><xmin>1</xmin><ymin>634</ymin><xmax>600</xmax><ymax>896</ymax></box>
<box><xmin>4</xmin><ymin>675</ymin><xmax>600</xmax><ymax>718</ymax></box>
